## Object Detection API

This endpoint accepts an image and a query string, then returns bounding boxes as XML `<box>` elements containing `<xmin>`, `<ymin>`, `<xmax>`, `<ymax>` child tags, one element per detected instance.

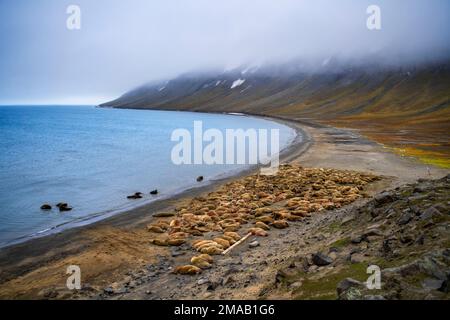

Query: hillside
<box><xmin>102</xmin><ymin>61</ymin><xmax>450</xmax><ymax>167</ymax></box>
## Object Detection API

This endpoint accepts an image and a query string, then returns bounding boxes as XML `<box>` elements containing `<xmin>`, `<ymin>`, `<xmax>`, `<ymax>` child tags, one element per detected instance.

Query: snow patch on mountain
<box><xmin>231</xmin><ymin>79</ymin><xmax>246</xmax><ymax>89</ymax></box>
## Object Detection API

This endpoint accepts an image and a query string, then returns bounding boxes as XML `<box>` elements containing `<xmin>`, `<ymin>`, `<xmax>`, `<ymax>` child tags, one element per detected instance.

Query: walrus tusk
<box><xmin>222</xmin><ymin>233</ymin><xmax>252</xmax><ymax>255</ymax></box>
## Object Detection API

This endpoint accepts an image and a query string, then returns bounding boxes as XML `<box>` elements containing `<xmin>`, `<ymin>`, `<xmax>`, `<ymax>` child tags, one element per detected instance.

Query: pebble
<box><xmin>249</xmin><ymin>241</ymin><xmax>260</xmax><ymax>248</ymax></box>
<box><xmin>197</xmin><ymin>278</ymin><xmax>209</xmax><ymax>285</ymax></box>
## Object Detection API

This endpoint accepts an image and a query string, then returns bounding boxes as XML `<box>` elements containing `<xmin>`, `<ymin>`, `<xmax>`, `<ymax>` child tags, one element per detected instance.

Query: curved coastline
<box><xmin>0</xmin><ymin>111</ymin><xmax>309</xmax><ymax>250</ymax></box>
<box><xmin>0</xmin><ymin>109</ymin><xmax>448</xmax><ymax>298</ymax></box>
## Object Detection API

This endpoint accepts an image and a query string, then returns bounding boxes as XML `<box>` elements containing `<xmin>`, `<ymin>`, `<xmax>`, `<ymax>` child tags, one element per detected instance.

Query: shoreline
<box><xmin>0</xmin><ymin>113</ymin><xmax>310</xmax><ymax>284</ymax></box>
<box><xmin>0</xmin><ymin>111</ymin><xmax>448</xmax><ymax>299</ymax></box>
<box><xmin>0</xmin><ymin>110</ymin><xmax>304</xmax><ymax>249</ymax></box>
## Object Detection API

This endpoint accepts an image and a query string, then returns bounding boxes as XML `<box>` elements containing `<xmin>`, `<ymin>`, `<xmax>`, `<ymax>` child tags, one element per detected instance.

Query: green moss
<box><xmin>390</xmin><ymin>146</ymin><xmax>450</xmax><ymax>169</ymax></box>
<box><xmin>293</xmin><ymin>262</ymin><xmax>369</xmax><ymax>300</ymax></box>
<box><xmin>330</xmin><ymin>237</ymin><xmax>351</xmax><ymax>248</ymax></box>
<box><xmin>326</xmin><ymin>221</ymin><xmax>342</xmax><ymax>232</ymax></box>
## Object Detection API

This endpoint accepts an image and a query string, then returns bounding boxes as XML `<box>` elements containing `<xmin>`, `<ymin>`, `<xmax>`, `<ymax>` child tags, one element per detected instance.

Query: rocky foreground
<box><xmin>268</xmin><ymin>173</ymin><xmax>450</xmax><ymax>300</ymax></box>
<box><xmin>63</xmin><ymin>167</ymin><xmax>448</xmax><ymax>300</ymax></box>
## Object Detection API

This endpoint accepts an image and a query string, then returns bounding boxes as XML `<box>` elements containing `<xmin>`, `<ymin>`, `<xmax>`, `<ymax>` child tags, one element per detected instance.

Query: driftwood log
<box><xmin>222</xmin><ymin>233</ymin><xmax>252</xmax><ymax>255</ymax></box>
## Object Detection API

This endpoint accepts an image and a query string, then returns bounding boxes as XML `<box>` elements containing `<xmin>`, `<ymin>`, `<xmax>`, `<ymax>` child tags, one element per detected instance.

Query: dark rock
<box><xmin>196</xmin><ymin>176</ymin><xmax>204</xmax><ymax>182</ymax></box>
<box><xmin>114</xmin><ymin>287</ymin><xmax>128</xmax><ymax>294</ymax></box>
<box><xmin>422</xmin><ymin>278</ymin><xmax>445</xmax><ymax>291</ymax></box>
<box><xmin>40</xmin><ymin>204</ymin><xmax>52</xmax><ymax>210</ymax></box>
<box><xmin>351</xmin><ymin>235</ymin><xmax>365</xmax><ymax>244</ymax></box>
<box><xmin>312</xmin><ymin>252</ymin><xmax>333</xmax><ymax>266</ymax></box>
<box><xmin>150</xmin><ymin>189</ymin><xmax>158</xmax><ymax>195</ymax></box>
<box><xmin>350</xmin><ymin>253</ymin><xmax>364</xmax><ymax>264</ymax></box>
<box><xmin>127</xmin><ymin>192</ymin><xmax>143</xmax><ymax>199</ymax></box>
<box><xmin>410</xmin><ymin>205</ymin><xmax>421</xmax><ymax>216</ymax></box>
<box><xmin>103</xmin><ymin>287</ymin><xmax>114</xmax><ymax>295</ymax></box>
<box><xmin>153</xmin><ymin>212</ymin><xmax>175</xmax><ymax>217</ymax></box>
<box><xmin>341</xmin><ymin>215</ymin><xmax>355</xmax><ymax>225</ymax></box>
<box><xmin>385</xmin><ymin>208</ymin><xmax>397</xmax><ymax>219</ymax></box>
<box><xmin>171</xmin><ymin>249</ymin><xmax>185</xmax><ymax>257</ymax></box>
<box><xmin>56</xmin><ymin>202</ymin><xmax>68</xmax><ymax>208</ymax></box>
<box><xmin>59</xmin><ymin>205</ymin><xmax>72</xmax><ymax>212</ymax></box>
<box><xmin>420</xmin><ymin>207</ymin><xmax>442</xmax><ymax>220</ymax></box>
<box><xmin>413</xmin><ymin>186</ymin><xmax>427</xmax><ymax>193</ymax></box>
<box><xmin>224</xmin><ymin>265</ymin><xmax>242</xmax><ymax>276</ymax></box>
<box><xmin>408</xmin><ymin>194</ymin><xmax>428</xmax><ymax>202</ymax></box>
<box><xmin>397</xmin><ymin>211</ymin><xmax>413</xmax><ymax>225</ymax></box>
<box><xmin>400</xmin><ymin>234</ymin><xmax>414</xmax><ymax>244</ymax></box>
<box><xmin>439</xmin><ymin>275</ymin><xmax>450</xmax><ymax>293</ymax></box>
<box><xmin>336</xmin><ymin>278</ymin><xmax>364</xmax><ymax>297</ymax></box>
<box><xmin>364</xmin><ymin>295</ymin><xmax>386</xmax><ymax>300</ymax></box>
<box><xmin>374</xmin><ymin>192</ymin><xmax>394</xmax><ymax>207</ymax></box>
<box><xmin>275</xmin><ymin>269</ymin><xmax>289</xmax><ymax>283</ymax></box>
<box><xmin>381</xmin><ymin>239</ymin><xmax>393</xmax><ymax>256</ymax></box>
<box><xmin>222</xmin><ymin>276</ymin><xmax>235</xmax><ymax>286</ymax></box>
<box><xmin>42</xmin><ymin>288</ymin><xmax>59</xmax><ymax>299</ymax></box>
<box><xmin>364</xmin><ymin>228</ymin><xmax>384</xmax><ymax>237</ymax></box>
<box><xmin>415</xmin><ymin>234</ymin><xmax>425</xmax><ymax>245</ymax></box>
<box><xmin>207</xmin><ymin>281</ymin><xmax>220</xmax><ymax>291</ymax></box>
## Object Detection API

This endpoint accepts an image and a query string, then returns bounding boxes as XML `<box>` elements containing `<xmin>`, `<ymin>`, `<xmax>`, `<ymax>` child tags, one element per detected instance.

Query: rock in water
<box><xmin>196</xmin><ymin>176</ymin><xmax>204</xmax><ymax>182</ymax></box>
<box><xmin>127</xmin><ymin>192</ymin><xmax>143</xmax><ymax>199</ymax></box>
<box><xmin>40</xmin><ymin>204</ymin><xmax>52</xmax><ymax>210</ymax></box>
<box><xmin>312</xmin><ymin>252</ymin><xmax>333</xmax><ymax>266</ymax></box>
<box><xmin>150</xmin><ymin>189</ymin><xmax>158</xmax><ymax>195</ymax></box>
<box><xmin>56</xmin><ymin>202</ymin><xmax>72</xmax><ymax>212</ymax></box>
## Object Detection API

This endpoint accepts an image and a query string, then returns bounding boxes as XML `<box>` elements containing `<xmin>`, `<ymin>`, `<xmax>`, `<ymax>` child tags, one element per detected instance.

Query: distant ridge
<box><xmin>102</xmin><ymin>60</ymin><xmax>450</xmax><ymax>167</ymax></box>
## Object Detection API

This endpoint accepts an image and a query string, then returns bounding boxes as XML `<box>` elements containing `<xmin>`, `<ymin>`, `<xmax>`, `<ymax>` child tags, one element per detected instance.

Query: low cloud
<box><xmin>0</xmin><ymin>0</ymin><xmax>449</xmax><ymax>103</ymax></box>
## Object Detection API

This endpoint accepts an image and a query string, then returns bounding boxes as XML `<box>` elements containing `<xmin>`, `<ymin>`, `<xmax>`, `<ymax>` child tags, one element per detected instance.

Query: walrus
<box><xmin>255</xmin><ymin>221</ymin><xmax>270</xmax><ymax>230</ymax></box>
<box><xmin>190</xmin><ymin>256</ymin><xmax>212</xmax><ymax>269</ymax></box>
<box><xmin>147</xmin><ymin>225</ymin><xmax>165</xmax><ymax>233</ymax></box>
<box><xmin>174</xmin><ymin>265</ymin><xmax>202</xmax><ymax>275</ymax></box>
<box><xmin>248</xmin><ymin>227</ymin><xmax>268</xmax><ymax>237</ymax></box>
<box><xmin>213</xmin><ymin>237</ymin><xmax>230</xmax><ymax>249</ymax></box>
<box><xmin>272</xmin><ymin>220</ymin><xmax>289</xmax><ymax>229</ymax></box>
<box><xmin>223</xmin><ymin>231</ymin><xmax>241</xmax><ymax>241</ymax></box>
<box><xmin>150</xmin><ymin>238</ymin><xmax>169</xmax><ymax>246</ymax></box>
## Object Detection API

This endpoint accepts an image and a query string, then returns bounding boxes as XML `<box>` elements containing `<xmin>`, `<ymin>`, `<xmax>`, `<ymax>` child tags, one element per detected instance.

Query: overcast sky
<box><xmin>0</xmin><ymin>0</ymin><xmax>449</xmax><ymax>105</ymax></box>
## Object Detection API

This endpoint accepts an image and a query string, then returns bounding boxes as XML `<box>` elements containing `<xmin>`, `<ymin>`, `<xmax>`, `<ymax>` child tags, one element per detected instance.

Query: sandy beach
<box><xmin>0</xmin><ymin>116</ymin><xmax>447</xmax><ymax>299</ymax></box>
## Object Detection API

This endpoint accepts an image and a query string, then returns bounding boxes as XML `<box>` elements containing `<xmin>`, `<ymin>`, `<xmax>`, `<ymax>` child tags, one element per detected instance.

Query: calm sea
<box><xmin>0</xmin><ymin>105</ymin><xmax>298</xmax><ymax>246</ymax></box>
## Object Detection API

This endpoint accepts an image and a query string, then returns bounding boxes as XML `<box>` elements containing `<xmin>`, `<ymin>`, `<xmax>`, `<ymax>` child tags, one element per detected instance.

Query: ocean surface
<box><xmin>0</xmin><ymin>105</ymin><xmax>298</xmax><ymax>247</ymax></box>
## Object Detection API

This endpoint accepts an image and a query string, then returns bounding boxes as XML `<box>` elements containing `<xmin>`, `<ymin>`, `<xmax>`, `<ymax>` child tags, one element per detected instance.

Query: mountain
<box><xmin>101</xmin><ymin>60</ymin><xmax>450</xmax><ymax>167</ymax></box>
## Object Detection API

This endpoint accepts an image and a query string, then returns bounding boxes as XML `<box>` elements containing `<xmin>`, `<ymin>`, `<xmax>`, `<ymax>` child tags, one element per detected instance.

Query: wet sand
<box><xmin>0</xmin><ymin>116</ymin><xmax>447</xmax><ymax>299</ymax></box>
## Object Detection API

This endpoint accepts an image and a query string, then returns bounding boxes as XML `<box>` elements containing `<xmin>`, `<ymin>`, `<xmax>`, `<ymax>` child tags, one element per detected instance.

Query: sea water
<box><xmin>0</xmin><ymin>105</ymin><xmax>298</xmax><ymax>246</ymax></box>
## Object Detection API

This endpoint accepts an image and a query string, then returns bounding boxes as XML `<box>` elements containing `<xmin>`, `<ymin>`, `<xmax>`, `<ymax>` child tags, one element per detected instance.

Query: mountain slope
<box><xmin>102</xmin><ymin>62</ymin><xmax>450</xmax><ymax>167</ymax></box>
